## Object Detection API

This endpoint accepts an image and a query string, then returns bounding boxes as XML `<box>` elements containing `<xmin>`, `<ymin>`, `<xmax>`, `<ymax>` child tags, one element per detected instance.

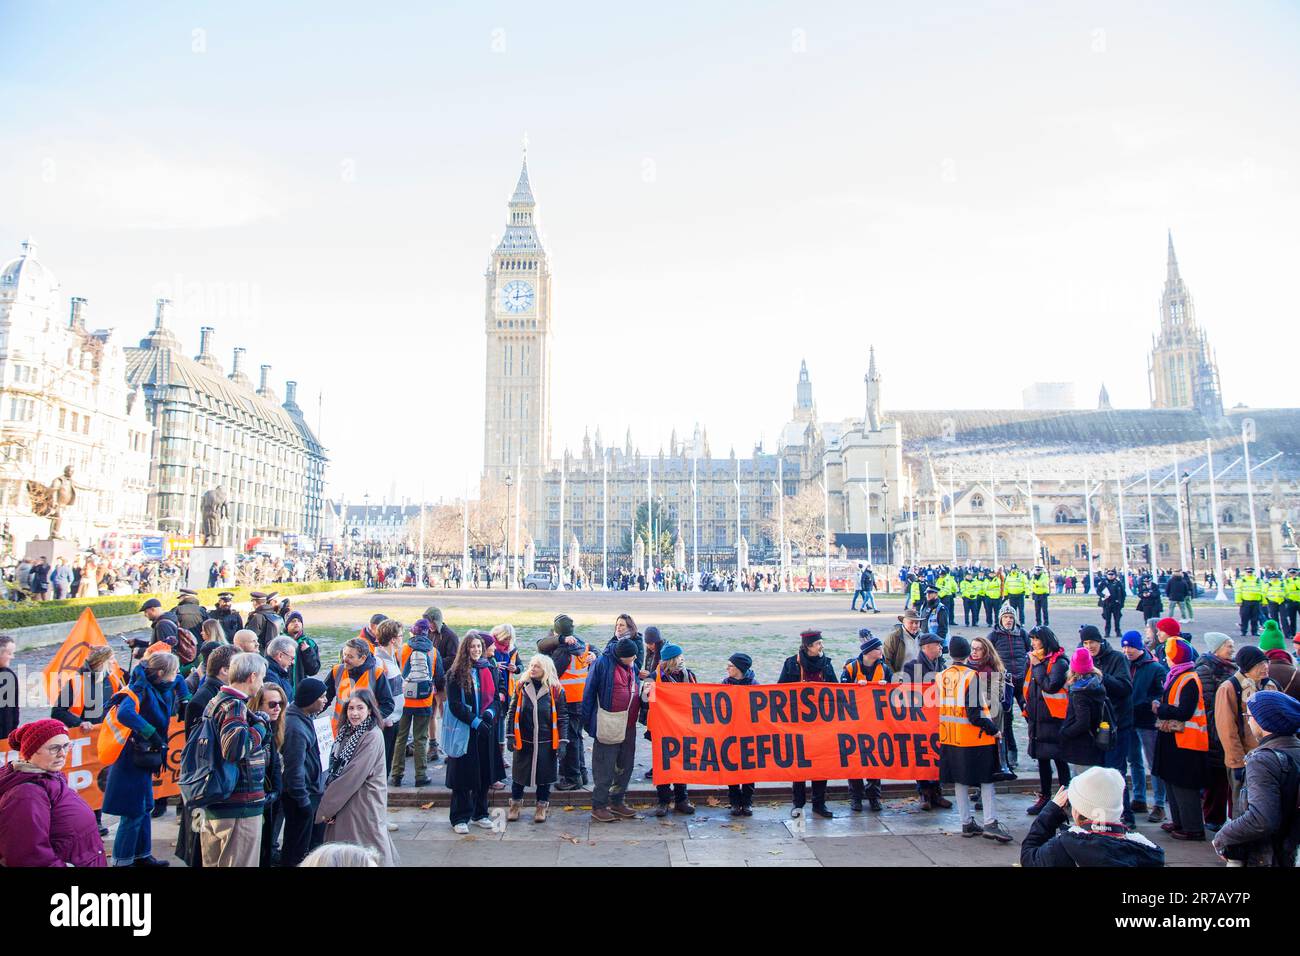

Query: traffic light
<box><xmin>1198</xmin><ymin>547</ymin><xmax>1207</xmax><ymax>561</ymax></box>
<box><xmin>1221</xmin><ymin>548</ymin><xmax>1229</xmax><ymax>560</ymax></box>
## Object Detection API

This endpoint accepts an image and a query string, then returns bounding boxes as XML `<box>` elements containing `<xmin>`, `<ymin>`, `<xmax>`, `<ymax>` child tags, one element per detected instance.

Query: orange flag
<box><xmin>41</xmin><ymin>608</ymin><xmax>124</xmax><ymax>705</ymax></box>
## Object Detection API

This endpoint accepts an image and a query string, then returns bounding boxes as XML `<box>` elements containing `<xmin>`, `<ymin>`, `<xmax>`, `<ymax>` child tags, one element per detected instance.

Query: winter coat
<box><xmin>1212</xmin><ymin>734</ymin><xmax>1300</xmax><ymax>867</ymax></box>
<box><xmin>898</xmin><ymin>651</ymin><xmax>946</xmax><ymax>685</ymax></box>
<box><xmin>581</xmin><ymin>646</ymin><xmax>642</xmax><ymax>738</ymax></box>
<box><xmin>1097</xmin><ymin>579</ymin><xmax>1126</xmax><ymax>610</ymax></box>
<box><xmin>508</xmin><ymin>678</ymin><xmax>569</xmax><ymax>789</ymax></box>
<box><xmin>214</xmin><ymin>609</ymin><xmax>243</xmax><ymax>642</ymax></box>
<box><xmin>0</xmin><ymin>668</ymin><xmax>18</xmax><ymax>740</ymax></box>
<box><xmin>989</xmin><ymin>622</ymin><xmax>1031</xmax><ymax>681</ymax></box>
<box><xmin>431</xmin><ymin>623</ymin><xmax>460</xmax><ymax>669</ymax></box>
<box><xmin>282</xmin><ymin>704</ymin><xmax>324</xmax><ymax>807</ymax></box>
<box><xmin>51</xmin><ymin>667</ymin><xmax>119</xmax><ymax>728</ymax></box>
<box><xmin>1059</xmin><ymin>674</ymin><xmax>1107</xmax><ymax>767</ymax></box>
<box><xmin>938</xmin><ymin>663</ymin><xmax>1001</xmax><ymax>786</ymax></box>
<box><xmin>604</xmin><ymin>634</ymin><xmax>646</xmax><ymax>675</ymax></box>
<box><xmin>777</xmin><ymin>651</ymin><xmax>837</xmax><ymax>685</ymax></box>
<box><xmin>1167</xmin><ymin>575</ymin><xmax>1191</xmax><ymax>602</ymax></box>
<box><xmin>1135</xmin><ymin>586</ymin><xmax>1163</xmax><ymax>620</ymax></box>
<box><xmin>315</xmin><ymin>725</ymin><xmax>398</xmax><ymax>866</ymax></box>
<box><xmin>882</xmin><ymin>624</ymin><xmax>917</xmax><ymax>675</ymax></box>
<box><xmin>1025</xmin><ymin>651</ymin><xmax>1070</xmax><ymax>761</ymax></box>
<box><xmin>1153</xmin><ymin>671</ymin><xmax>1209</xmax><ymax>790</ymax></box>
<box><xmin>1195</xmin><ymin>653</ymin><xmax>1239</xmax><ymax>758</ymax></box>
<box><xmin>917</xmin><ymin>601</ymin><xmax>948</xmax><ymax>640</ymax></box>
<box><xmin>723</xmin><ymin>670</ymin><xmax>757</xmax><ymax>686</ymax></box>
<box><xmin>1266</xmin><ymin>651</ymin><xmax>1300</xmax><ymax>701</ymax></box>
<box><xmin>1214</xmin><ymin>674</ymin><xmax>1264</xmax><ymax>771</ymax></box>
<box><xmin>101</xmin><ymin>668</ymin><xmax>175</xmax><ymax>817</ymax></box>
<box><xmin>324</xmin><ymin>652</ymin><xmax>396</xmax><ymax>722</ymax></box>
<box><xmin>291</xmin><ymin>634</ymin><xmax>322</xmax><ymax>687</ymax></box>
<box><xmin>538</xmin><ymin>634</ymin><xmax>596</xmax><ymax>688</ymax></box>
<box><xmin>0</xmin><ymin>762</ymin><xmax>107</xmax><ymax>867</ymax></box>
<box><xmin>1021</xmin><ymin>802</ymin><xmax>1165</xmax><ymax>867</ymax></box>
<box><xmin>445</xmin><ymin>662</ymin><xmax>505</xmax><ymax>790</ymax></box>
<box><xmin>265</xmin><ymin>657</ymin><xmax>295</xmax><ymax>699</ymax></box>
<box><xmin>1090</xmin><ymin>638</ymin><xmax>1133</xmax><ymax>731</ymax></box>
<box><xmin>185</xmin><ymin>675</ymin><xmax>223</xmax><ymax>740</ymax></box>
<box><xmin>1128</xmin><ymin>651</ymin><xmax>1168</xmax><ymax>730</ymax></box>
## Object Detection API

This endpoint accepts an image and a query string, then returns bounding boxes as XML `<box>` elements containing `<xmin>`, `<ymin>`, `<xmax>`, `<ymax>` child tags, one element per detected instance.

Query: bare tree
<box><xmin>760</xmin><ymin>485</ymin><xmax>826</xmax><ymax>569</ymax></box>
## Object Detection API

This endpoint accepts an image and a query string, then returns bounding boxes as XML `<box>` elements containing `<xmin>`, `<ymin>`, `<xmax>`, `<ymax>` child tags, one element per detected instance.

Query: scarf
<box><xmin>1162</xmin><ymin>660</ymin><xmax>1196</xmax><ymax>692</ymax></box>
<box><xmin>472</xmin><ymin>658</ymin><xmax>495</xmax><ymax>712</ymax></box>
<box><xmin>797</xmin><ymin>649</ymin><xmax>827</xmax><ymax>682</ymax></box>
<box><xmin>328</xmin><ymin>716</ymin><xmax>374</xmax><ymax>781</ymax></box>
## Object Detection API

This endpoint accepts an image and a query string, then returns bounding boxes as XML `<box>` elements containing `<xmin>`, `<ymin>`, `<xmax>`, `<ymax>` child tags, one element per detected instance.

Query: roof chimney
<box><xmin>69</xmin><ymin>297</ymin><xmax>87</xmax><ymax>330</ymax></box>
<box><xmin>231</xmin><ymin>347</ymin><xmax>246</xmax><ymax>375</ymax></box>
<box><xmin>199</xmin><ymin>326</ymin><xmax>214</xmax><ymax>356</ymax></box>
<box><xmin>284</xmin><ymin>380</ymin><xmax>298</xmax><ymax>408</ymax></box>
<box><xmin>259</xmin><ymin>364</ymin><xmax>271</xmax><ymax>391</ymax></box>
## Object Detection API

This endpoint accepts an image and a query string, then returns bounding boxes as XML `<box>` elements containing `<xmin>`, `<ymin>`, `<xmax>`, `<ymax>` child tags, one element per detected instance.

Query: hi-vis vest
<box><xmin>1031</xmin><ymin>573</ymin><xmax>1051</xmax><ymax>595</ymax></box>
<box><xmin>1266</xmin><ymin>579</ymin><xmax>1286</xmax><ymax>604</ymax></box>
<box><xmin>1024</xmin><ymin>652</ymin><xmax>1068</xmax><ymax>720</ymax></box>
<box><xmin>496</xmin><ymin>648</ymin><xmax>520</xmax><ymax>700</ymax></box>
<box><xmin>65</xmin><ymin>668</ymin><xmax>125</xmax><ymax>721</ymax></box>
<box><xmin>513</xmin><ymin>683</ymin><xmax>561</xmax><ymax>751</ymax></box>
<box><xmin>398</xmin><ymin>643</ymin><xmax>439</xmax><ymax>709</ymax></box>
<box><xmin>1166</xmin><ymin>671</ymin><xmax>1209</xmax><ymax>752</ymax></box>
<box><xmin>1286</xmin><ymin>576</ymin><xmax>1300</xmax><ymax>602</ymax></box>
<box><xmin>909</xmin><ymin>581</ymin><xmax>921</xmax><ymax>603</ymax></box>
<box><xmin>984</xmin><ymin>577</ymin><xmax>1003</xmax><ymax>599</ymax></box>
<box><xmin>97</xmin><ymin>688</ymin><xmax>141</xmax><ymax>765</ymax></box>
<box><xmin>961</xmin><ymin>578</ymin><xmax>979</xmax><ymax>600</ymax></box>
<box><xmin>937</xmin><ymin>574</ymin><xmax>957</xmax><ymax>598</ymax></box>
<box><xmin>1004</xmin><ymin>572</ymin><xmax>1027</xmax><ymax>595</ymax></box>
<box><xmin>1236</xmin><ymin>575</ymin><xmax>1262</xmax><ymax>602</ymax></box>
<box><xmin>938</xmin><ymin>665</ymin><xmax>993</xmax><ymax>748</ymax></box>
<box><xmin>331</xmin><ymin>661</ymin><xmax>382</xmax><ymax>733</ymax></box>
<box><xmin>559</xmin><ymin>649</ymin><xmax>594</xmax><ymax>704</ymax></box>
<box><xmin>843</xmin><ymin>658</ymin><xmax>888</xmax><ymax>683</ymax></box>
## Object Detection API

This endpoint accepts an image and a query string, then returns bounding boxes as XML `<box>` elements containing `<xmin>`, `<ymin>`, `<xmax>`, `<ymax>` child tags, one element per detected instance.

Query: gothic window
<box><xmin>996</xmin><ymin>534</ymin><xmax>1008</xmax><ymax>559</ymax></box>
<box><xmin>1054</xmin><ymin>506</ymin><xmax>1071</xmax><ymax>523</ymax></box>
<box><xmin>1221</xmin><ymin>509</ymin><xmax>1234</xmax><ymax>524</ymax></box>
<box><xmin>969</xmin><ymin>493</ymin><xmax>984</xmax><ymax>511</ymax></box>
<box><xmin>955</xmin><ymin>534</ymin><xmax>970</xmax><ymax>558</ymax></box>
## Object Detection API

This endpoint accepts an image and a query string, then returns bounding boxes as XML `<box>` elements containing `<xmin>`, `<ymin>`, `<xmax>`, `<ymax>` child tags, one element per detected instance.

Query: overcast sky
<box><xmin>3</xmin><ymin>1</ymin><xmax>1296</xmax><ymax>504</ymax></box>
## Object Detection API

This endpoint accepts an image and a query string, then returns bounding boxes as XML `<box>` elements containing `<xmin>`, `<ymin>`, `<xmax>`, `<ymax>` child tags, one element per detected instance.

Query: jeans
<box><xmin>112</xmin><ymin>811</ymin><xmax>152</xmax><ymax>864</ymax></box>
<box><xmin>1174</xmin><ymin>598</ymin><xmax>1193</xmax><ymax>620</ymax></box>
<box><xmin>851</xmin><ymin>589</ymin><xmax>866</xmax><ymax>610</ymax></box>
<box><xmin>955</xmin><ymin>782</ymin><xmax>996</xmax><ymax>826</ymax></box>
<box><xmin>591</xmin><ymin>732</ymin><xmax>637</xmax><ymax>809</ymax></box>
<box><xmin>862</xmin><ymin>590</ymin><xmax>877</xmax><ymax>610</ymax></box>
<box><xmin>511</xmin><ymin>782</ymin><xmax>550</xmax><ymax>801</ymax></box>
<box><xmin>450</xmin><ymin>786</ymin><xmax>489</xmax><ymax>825</ymax></box>
<box><xmin>848</xmin><ymin>778</ymin><xmax>881</xmax><ymax>800</ymax></box>
<box><xmin>1134</xmin><ymin>728</ymin><xmax>1167</xmax><ymax>805</ymax></box>
<box><xmin>391</xmin><ymin>709</ymin><xmax>432</xmax><ymax>781</ymax></box>
<box><xmin>1100</xmin><ymin>725</ymin><xmax>1132</xmax><ymax>819</ymax></box>
<box><xmin>656</xmin><ymin>782</ymin><xmax>689</xmax><ymax>805</ymax></box>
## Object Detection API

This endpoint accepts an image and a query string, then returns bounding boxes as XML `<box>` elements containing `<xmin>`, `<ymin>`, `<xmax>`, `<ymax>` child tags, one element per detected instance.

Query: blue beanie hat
<box><xmin>859</xmin><ymin>636</ymin><xmax>883</xmax><ymax>655</ymax></box>
<box><xmin>1247</xmin><ymin>690</ymin><xmax>1300</xmax><ymax>736</ymax></box>
<box><xmin>1120</xmin><ymin>630</ymin><xmax>1143</xmax><ymax>650</ymax></box>
<box><xmin>660</xmin><ymin>643</ymin><xmax>683</xmax><ymax>662</ymax></box>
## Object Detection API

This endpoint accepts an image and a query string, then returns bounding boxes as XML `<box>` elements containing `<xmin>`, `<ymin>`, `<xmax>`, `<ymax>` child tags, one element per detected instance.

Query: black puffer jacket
<box><xmin>1059</xmin><ymin>674</ymin><xmax>1107</xmax><ymax>766</ymax></box>
<box><xmin>1091</xmin><ymin>638</ymin><xmax>1134</xmax><ymax>731</ymax></box>
<box><xmin>1195</xmin><ymin>653</ymin><xmax>1238</xmax><ymax>757</ymax></box>
<box><xmin>989</xmin><ymin>621</ymin><xmax>1031</xmax><ymax>682</ymax></box>
<box><xmin>1025</xmin><ymin>651</ymin><xmax>1070</xmax><ymax>761</ymax></box>
<box><xmin>1021</xmin><ymin>802</ymin><xmax>1165</xmax><ymax>867</ymax></box>
<box><xmin>777</xmin><ymin>650</ymin><xmax>836</xmax><ymax>684</ymax></box>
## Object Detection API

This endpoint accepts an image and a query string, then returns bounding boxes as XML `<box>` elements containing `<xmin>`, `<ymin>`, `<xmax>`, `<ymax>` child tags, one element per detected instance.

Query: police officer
<box><xmin>918</xmin><ymin>583</ymin><xmax>949</xmax><ymax>642</ymax></box>
<box><xmin>211</xmin><ymin>591</ymin><xmax>243</xmax><ymax>641</ymax></box>
<box><xmin>936</xmin><ymin>566</ymin><xmax>958</xmax><ymax>628</ymax></box>
<box><xmin>1283</xmin><ymin>568</ymin><xmax>1300</xmax><ymax>640</ymax></box>
<box><xmin>961</xmin><ymin>570</ymin><xmax>981</xmax><ymax>627</ymax></box>
<box><xmin>1265</xmin><ymin>571</ymin><xmax>1286</xmax><ymax>625</ymax></box>
<box><xmin>1030</xmin><ymin>564</ymin><xmax>1052</xmax><ymax>626</ymax></box>
<box><xmin>982</xmin><ymin>570</ymin><xmax>1002</xmax><ymax>628</ymax></box>
<box><xmin>1003</xmin><ymin>565</ymin><xmax>1028</xmax><ymax>625</ymax></box>
<box><xmin>1235</xmin><ymin>566</ymin><xmax>1263</xmax><ymax>637</ymax></box>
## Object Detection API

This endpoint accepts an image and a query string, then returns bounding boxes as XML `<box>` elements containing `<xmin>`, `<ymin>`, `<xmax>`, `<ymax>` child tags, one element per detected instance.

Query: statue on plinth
<box><xmin>26</xmin><ymin>466</ymin><xmax>77</xmax><ymax>539</ymax></box>
<box><xmin>199</xmin><ymin>486</ymin><xmax>229</xmax><ymax>546</ymax></box>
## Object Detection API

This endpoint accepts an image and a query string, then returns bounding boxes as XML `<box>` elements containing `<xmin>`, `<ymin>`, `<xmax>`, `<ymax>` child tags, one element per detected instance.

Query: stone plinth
<box><xmin>186</xmin><ymin>546</ymin><xmax>236</xmax><ymax>590</ymax></box>
<box><xmin>23</xmin><ymin>538</ymin><xmax>79</xmax><ymax>566</ymax></box>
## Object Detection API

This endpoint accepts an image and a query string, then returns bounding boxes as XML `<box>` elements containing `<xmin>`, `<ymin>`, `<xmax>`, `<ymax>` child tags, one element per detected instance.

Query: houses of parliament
<box><xmin>480</xmin><ymin>153</ymin><xmax>1299</xmax><ymax>573</ymax></box>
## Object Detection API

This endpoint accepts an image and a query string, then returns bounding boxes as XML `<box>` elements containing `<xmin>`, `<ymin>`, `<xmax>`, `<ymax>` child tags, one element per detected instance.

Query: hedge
<box><xmin>0</xmin><ymin>580</ymin><xmax>362</xmax><ymax>630</ymax></box>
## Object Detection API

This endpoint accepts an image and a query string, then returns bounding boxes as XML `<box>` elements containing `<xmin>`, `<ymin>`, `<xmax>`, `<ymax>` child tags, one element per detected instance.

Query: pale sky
<box><xmin>3</xmin><ymin>1</ymin><xmax>1297</xmax><ymax>504</ymax></box>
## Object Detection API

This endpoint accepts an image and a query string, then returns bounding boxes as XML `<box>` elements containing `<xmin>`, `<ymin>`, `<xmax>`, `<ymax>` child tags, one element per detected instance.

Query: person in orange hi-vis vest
<box><xmin>537</xmin><ymin>614</ymin><xmax>594</xmax><ymax>791</ymax></box>
<box><xmin>324</xmin><ymin>638</ymin><xmax>396</xmax><ymax>736</ymax></box>
<box><xmin>840</xmin><ymin>631</ymin><xmax>892</xmax><ymax>813</ymax></box>
<box><xmin>1023</xmin><ymin>626</ymin><xmax>1071</xmax><ymax>816</ymax></box>
<box><xmin>1152</xmin><ymin>637</ymin><xmax>1209</xmax><ymax>841</ymax></box>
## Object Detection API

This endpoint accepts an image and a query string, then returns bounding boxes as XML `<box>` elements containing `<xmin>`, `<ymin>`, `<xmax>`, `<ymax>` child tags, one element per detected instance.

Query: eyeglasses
<box><xmin>42</xmin><ymin>743</ymin><xmax>74</xmax><ymax>756</ymax></box>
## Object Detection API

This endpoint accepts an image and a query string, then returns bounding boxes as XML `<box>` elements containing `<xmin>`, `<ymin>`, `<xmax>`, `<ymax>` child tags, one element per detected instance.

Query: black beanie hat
<box><xmin>948</xmin><ymin>635</ymin><xmax>971</xmax><ymax>659</ymax></box>
<box><xmin>729</xmin><ymin>653</ymin><xmax>753</xmax><ymax>672</ymax></box>
<box><xmin>800</xmin><ymin>629</ymin><xmax>822</xmax><ymax>648</ymax></box>
<box><xmin>294</xmin><ymin>677</ymin><xmax>327</xmax><ymax>708</ymax></box>
<box><xmin>1235</xmin><ymin>645</ymin><xmax>1267</xmax><ymax>674</ymax></box>
<box><xmin>644</xmin><ymin>625</ymin><xmax>662</xmax><ymax>645</ymax></box>
<box><xmin>553</xmin><ymin>614</ymin><xmax>574</xmax><ymax>637</ymax></box>
<box><xmin>615</xmin><ymin>637</ymin><xmax>638</xmax><ymax>659</ymax></box>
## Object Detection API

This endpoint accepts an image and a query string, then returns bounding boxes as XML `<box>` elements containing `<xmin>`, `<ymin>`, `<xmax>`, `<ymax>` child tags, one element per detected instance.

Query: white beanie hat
<box><xmin>1204</xmin><ymin>632</ymin><xmax>1233</xmax><ymax>656</ymax></box>
<box><xmin>1066</xmin><ymin>766</ymin><xmax>1125</xmax><ymax>824</ymax></box>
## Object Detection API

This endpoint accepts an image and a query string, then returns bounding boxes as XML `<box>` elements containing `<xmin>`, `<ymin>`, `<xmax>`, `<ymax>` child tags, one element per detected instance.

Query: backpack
<box><xmin>178</xmin><ymin>705</ymin><xmax>237</xmax><ymax>808</ymax></box>
<box><xmin>1270</xmin><ymin>750</ymin><xmax>1300</xmax><ymax>867</ymax></box>
<box><xmin>175</xmin><ymin>601</ymin><xmax>205</xmax><ymax>633</ymax></box>
<box><xmin>402</xmin><ymin>640</ymin><xmax>434</xmax><ymax>700</ymax></box>
<box><xmin>175</xmin><ymin>628</ymin><xmax>198</xmax><ymax>665</ymax></box>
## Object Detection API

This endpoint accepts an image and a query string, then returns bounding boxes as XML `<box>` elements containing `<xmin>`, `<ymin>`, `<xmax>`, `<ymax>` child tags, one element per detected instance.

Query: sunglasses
<box><xmin>264</xmin><ymin>700</ymin><xmax>283</xmax><ymax>709</ymax></box>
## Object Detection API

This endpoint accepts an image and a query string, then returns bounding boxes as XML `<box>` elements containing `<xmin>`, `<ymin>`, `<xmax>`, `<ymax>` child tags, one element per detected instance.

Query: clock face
<box><xmin>499</xmin><ymin>280</ymin><xmax>535</xmax><ymax>314</ymax></box>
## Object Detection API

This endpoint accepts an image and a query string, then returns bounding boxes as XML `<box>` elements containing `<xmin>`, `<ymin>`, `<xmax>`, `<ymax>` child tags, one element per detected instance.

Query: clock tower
<box><xmin>483</xmin><ymin>150</ymin><xmax>553</xmax><ymax>525</ymax></box>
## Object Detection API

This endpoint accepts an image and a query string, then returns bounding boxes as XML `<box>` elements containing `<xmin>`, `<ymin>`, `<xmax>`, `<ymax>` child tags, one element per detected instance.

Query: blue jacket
<box><xmin>101</xmin><ymin>668</ymin><xmax>176</xmax><ymax>817</ymax></box>
<box><xmin>581</xmin><ymin>645</ymin><xmax>641</xmax><ymax>739</ymax></box>
<box><xmin>1128</xmin><ymin>650</ymin><xmax>1169</xmax><ymax>730</ymax></box>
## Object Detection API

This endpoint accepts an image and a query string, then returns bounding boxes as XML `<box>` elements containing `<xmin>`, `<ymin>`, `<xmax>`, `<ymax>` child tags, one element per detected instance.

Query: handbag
<box><xmin>130</xmin><ymin>733</ymin><xmax>165</xmax><ymax>772</ymax></box>
<box><xmin>439</xmin><ymin>675</ymin><xmax>480</xmax><ymax>759</ymax></box>
<box><xmin>595</xmin><ymin>704</ymin><xmax>630</xmax><ymax>745</ymax></box>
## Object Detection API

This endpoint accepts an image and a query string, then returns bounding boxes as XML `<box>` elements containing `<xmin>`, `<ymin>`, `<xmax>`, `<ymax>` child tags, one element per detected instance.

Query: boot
<box><xmin>534</xmin><ymin>801</ymin><xmax>549</xmax><ymax>823</ymax></box>
<box><xmin>931</xmin><ymin>793</ymin><xmax>953</xmax><ymax>810</ymax></box>
<box><xmin>507</xmin><ymin>799</ymin><xmax>521</xmax><ymax>822</ymax></box>
<box><xmin>1025</xmin><ymin>795</ymin><xmax>1049</xmax><ymax>815</ymax></box>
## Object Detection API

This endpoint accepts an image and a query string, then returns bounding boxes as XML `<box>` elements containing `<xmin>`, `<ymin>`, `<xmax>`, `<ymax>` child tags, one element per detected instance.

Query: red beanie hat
<box><xmin>1155</xmin><ymin>617</ymin><xmax>1181</xmax><ymax>639</ymax></box>
<box><xmin>8</xmin><ymin>719</ymin><xmax>68</xmax><ymax>761</ymax></box>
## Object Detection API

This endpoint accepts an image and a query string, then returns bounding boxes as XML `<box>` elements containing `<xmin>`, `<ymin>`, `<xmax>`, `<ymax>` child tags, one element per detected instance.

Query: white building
<box><xmin>0</xmin><ymin>239</ymin><xmax>154</xmax><ymax>554</ymax></box>
<box><xmin>1022</xmin><ymin>382</ymin><xmax>1077</xmax><ymax>411</ymax></box>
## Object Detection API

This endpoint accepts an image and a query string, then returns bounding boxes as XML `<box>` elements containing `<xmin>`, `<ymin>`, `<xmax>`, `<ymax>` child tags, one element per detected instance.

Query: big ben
<box><xmin>482</xmin><ymin>150</ymin><xmax>552</xmax><ymax>526</ymax></box>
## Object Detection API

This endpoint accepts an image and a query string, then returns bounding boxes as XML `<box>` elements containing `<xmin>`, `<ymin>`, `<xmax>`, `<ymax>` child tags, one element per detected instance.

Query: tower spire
<box><xmin>1166</xmin><ymin>228</ymin><xmax>1180</xmax><ymax>284</ymax></box>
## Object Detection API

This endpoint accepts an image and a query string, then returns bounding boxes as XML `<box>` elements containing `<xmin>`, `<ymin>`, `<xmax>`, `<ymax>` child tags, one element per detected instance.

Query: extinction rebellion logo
<box><xmin>49</xmin><ymin>887</ymin><xmax>151</xmax><ymax>936</ymax></box>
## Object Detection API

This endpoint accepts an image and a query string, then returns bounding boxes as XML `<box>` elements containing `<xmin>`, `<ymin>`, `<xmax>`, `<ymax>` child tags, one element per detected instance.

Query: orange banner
<box><xmin>0</xmin><ymin>718</ymin><xmax>186</xmax><ymax>811</ymax></box>
<box><xmin>646</xmin><ymin>682</ymin><xmax>941</xmax><ymax>784</ymax></box>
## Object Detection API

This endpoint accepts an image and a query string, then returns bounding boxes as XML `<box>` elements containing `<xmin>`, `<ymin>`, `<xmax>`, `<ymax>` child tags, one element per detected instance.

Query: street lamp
<box><xmin>505</xmin><ymin>473</ymin><xmax>513</xmax><ymax>590</ymax></box>
<box><xmin>1182</xmin><ymin>470</ymin><xmax>1197</xmax><ymax>586</ymax></box>
<box><xmin>880</xmin><ymin>479</ymin><xmax>892</xmax><ymax>568</ymax></box>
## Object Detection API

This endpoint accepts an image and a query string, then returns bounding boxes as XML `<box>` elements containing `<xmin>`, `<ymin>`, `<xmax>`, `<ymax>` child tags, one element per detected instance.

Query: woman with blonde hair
<box><xmin>299</xmin><ymin>841</ymin><xmax>380</xmax><ymax>867</ymax></box>
<box><xmin>250</xmin><ymin>681</ymin><xmax>288</xmax><ymax>866</ymax></box>
<box><xmin>507</xmin><ymin>653</ymin><xmax>567</xmax><ymax>822</ymax></box>
<box><xmin>1060</xmin><ymin>646</ymin><xmax>1107</xmax><ymax>771</ymax></box>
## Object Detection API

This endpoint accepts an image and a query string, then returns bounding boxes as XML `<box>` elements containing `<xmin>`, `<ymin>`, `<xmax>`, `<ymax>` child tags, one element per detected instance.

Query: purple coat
<box><xmin>0</xmin><ymin>763</ymin><xmax>106</xmax><ymax>867</ymax></box>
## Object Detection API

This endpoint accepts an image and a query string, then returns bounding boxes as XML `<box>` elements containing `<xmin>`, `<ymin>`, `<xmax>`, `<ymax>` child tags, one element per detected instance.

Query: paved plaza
<box><xmin>14</xmin><ymin>587</ymin><xmax>1236</xmax><ymax>866</ymax></box>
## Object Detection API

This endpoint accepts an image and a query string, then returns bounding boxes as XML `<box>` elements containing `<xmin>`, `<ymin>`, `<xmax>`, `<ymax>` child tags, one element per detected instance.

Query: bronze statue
<box><xmin>199</xmin><ymin>485</ymin><xmax>229</xmax><ymax>546</ymax></box>
<box><xmin>26</xmin><ymin>466</ymin><xmax>77</xmax><ymax>539</ymax></box>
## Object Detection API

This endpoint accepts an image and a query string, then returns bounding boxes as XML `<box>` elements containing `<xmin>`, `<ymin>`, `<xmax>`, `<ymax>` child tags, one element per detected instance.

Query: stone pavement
<box><xmin>133</xmin><ymin>789</ymin><xmax>1219</xmax><ymax>867</ymax></box>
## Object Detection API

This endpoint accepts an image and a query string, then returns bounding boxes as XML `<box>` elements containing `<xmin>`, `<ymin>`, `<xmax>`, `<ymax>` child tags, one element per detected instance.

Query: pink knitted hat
<box><xmin>1070</xmin><ymin>646</ymin><xmax>1094</xmax><ymax>674</ymax></box>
